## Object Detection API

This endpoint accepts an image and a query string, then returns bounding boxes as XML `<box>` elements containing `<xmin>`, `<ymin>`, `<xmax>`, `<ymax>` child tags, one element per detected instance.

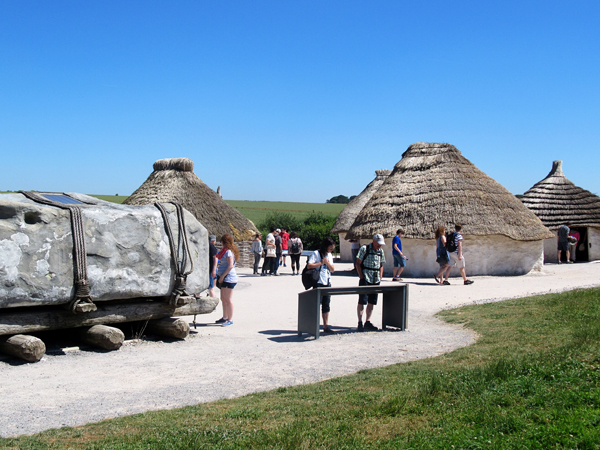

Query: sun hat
<box><xmin>373</xmin><ymin>234</ymin><xmax>386</xmax><ymax>245</ymax></box>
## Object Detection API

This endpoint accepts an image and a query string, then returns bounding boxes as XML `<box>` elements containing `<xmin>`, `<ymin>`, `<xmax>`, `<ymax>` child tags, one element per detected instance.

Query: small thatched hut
<box><xmin>331</xmin><ymin>170</ymin><xmax>391</xmax><ymax>262</ymax></box>
<box><xmin>345</xmin><ymin>142</ymin><xmax>553</xmax><ymax>277</ymax></box>
<box><xmin>521</xmin><ymin>160</ymin><xmax>600</xmax><ymax>263</ymax></box>
<box><xmin>125</xmin><ymin>158</ymin><xmax>259</xmax><ymax>267</ymax></box>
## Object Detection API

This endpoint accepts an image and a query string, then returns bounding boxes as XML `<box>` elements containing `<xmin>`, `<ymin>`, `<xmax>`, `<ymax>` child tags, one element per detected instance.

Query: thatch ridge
<box><xmin>345</xmin><ymin>142</ymin><xmax>553</xmax><ymax>241</ymax></box>
<box><xmin>521</xmin><ymin>160</ymin><xmax>600</xmax><ymax>230</ymax></box>
<box><xmin>124</xmin><ymin>158</ymin><xmax>258</xmax><ymax>241</ymax></box>
<box><xmin>330</xmin><ymin>169</ymin><xmax>391</xmax><ymax>234</ymax></box>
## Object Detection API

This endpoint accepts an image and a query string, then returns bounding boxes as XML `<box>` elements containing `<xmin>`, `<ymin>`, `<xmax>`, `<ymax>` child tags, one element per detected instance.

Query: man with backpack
<box><xmin>355</xmin><ymin>234</ymin><xmax>386</xmax><ymax>331</ymax></box>
<box><xmin>447</xmin><ymin>224</ymin><xmax>474</xmax><ymax>285</ymax></box>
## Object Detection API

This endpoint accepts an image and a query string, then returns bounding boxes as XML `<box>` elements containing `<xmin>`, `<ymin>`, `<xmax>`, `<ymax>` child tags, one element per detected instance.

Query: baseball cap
<box><xmin>276</xmin><ymin>228</ymin><xmax>281</xmax><ymax>233</ymax></box>
<box><xmin>209</xmin><ymin>235</ymin><xmax>216</xmax><ymax>242</ymax></box>
<box><xmin>373</xmin><ymin>234</ymin><xmax>386</xmax><ymax>245</ymax></box>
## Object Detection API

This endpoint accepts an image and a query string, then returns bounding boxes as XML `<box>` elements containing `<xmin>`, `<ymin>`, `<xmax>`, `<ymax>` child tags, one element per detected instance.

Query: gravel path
<box><xmin>1</xmin><ymin>261</ymin><xmax>599</xmax><ymax>438</ymax></box>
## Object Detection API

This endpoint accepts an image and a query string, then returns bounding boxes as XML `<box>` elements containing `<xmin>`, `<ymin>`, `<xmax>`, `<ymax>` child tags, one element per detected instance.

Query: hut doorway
<box><xmin>571</xmin><ymin>227</ymin><xmax>588</xmax><ymax>262</ymax></box>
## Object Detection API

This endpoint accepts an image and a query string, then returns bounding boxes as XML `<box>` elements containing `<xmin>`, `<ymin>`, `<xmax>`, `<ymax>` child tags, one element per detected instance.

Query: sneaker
<box><xmin>443</xmin><ymin>280</ymin><xmax>451</xmax><ymax>285</ymax></box>
<box><xmin>261</xmin><ymin>273</ymin><xmax>267</xmax><ymax>276</ymax></box>
<box><xmin>558</xmin><ymin>261</ymin><xmax>562</xmax><ymax>264</ymax></box>
<box><xmin>323</xmin><ymin>327</ymin><xmax>336</xmax><ymax>334</ymax></box>
<box><xmin>284</xmin><ymin>264</ymin><xmax>287</xmax><ymax>267</ymax></box>
<box><xmin>222</xmin><ymin>320</ymin><xmax>233</xmax><ymax>327</ymax></box>
<box><xmin>392</xmin><ymin>277</ymin><xmax>400</xmax><ymax>281</ymax></box>
<box><xmin>357</xmin><ymin>321</ymin><xmax>364</xmax><ymax>332</ymax></box>
<box><xmin>215</xmin><ymin>318</ymin><xmax>226</xmax><ymax>324</ymax></box>
<box><xmin>364</xmin><ymin>321</ymin><xmax>378</xmax><ymax>331</ymax></box>
<box><xmin>464</xmin><ymin>280</ymin><xmax>474</xmax><ymax>285</ymax></box>
<box><xmin>567</xmin><ymin>261</ymin><xmax>574</xmax><ymax>264</ymax></box>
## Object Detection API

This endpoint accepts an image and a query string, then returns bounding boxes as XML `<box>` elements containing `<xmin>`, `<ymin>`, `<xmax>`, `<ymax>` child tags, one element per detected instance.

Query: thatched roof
<box><xmin>521</xmin><ymin>160</ymin><xmax>600</xmax><ymax>231</ymax></box>
<box><xmin>124</xmin><ymin>158</ymin><xmax>258</xmax><ymax>241</ymax></box>
<box><xmin>345</xmin><ymin>143</ymin><xmax>553</xmax><ymax>241</ymax></box>
<box><xmin>331</xmin><ymin>170</ymin><xmax>391</xmax><ymax>234</ymax></box>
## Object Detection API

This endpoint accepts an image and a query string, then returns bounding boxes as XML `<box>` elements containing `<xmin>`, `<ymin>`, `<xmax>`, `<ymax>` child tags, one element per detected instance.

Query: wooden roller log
<box><xmin>0</xmin><ymin>334</ymin><xmax>46</xmax><ymax>362</ymax></box>
<box><xmin>77</xmin><ymin>324</ymin><xmax>125</xmax><ymax>350</ymax></box>
<box><xmin>0</xmin><ymin>296</ymin><xmax>219</xmax><ymax>336</ymax></box>
<box><xmin>146</xmin><ymin>317</ymin><xmax>190</xmax><ymax>339</ymax></box>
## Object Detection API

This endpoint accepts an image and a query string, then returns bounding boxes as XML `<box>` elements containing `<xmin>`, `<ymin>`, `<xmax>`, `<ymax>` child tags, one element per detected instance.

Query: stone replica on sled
<box><xmin>0</xmin><ymin>192</ymin><xmax>218</xmax><ymax>362</ymax></box>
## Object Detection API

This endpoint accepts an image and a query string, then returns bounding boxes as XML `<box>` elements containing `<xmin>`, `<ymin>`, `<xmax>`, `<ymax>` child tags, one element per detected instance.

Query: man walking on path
<box><xmin>392</xmin><ymin>229</ymin><xmax>407</xmax><ymax>281</ymax></box>
<box><xmin>557</xmin><ymin>224</ymin><xmax>572</xmax><ymax>264</ymax></box>
<box><xmin>448</xmin><ymin>224</ymin><xmax>474</xmax><ymax>285</ymax></box>
<box><xmin>355</xmin><ymin>234</ymin><xmax>386</xmax><ymax>331</ymax></box>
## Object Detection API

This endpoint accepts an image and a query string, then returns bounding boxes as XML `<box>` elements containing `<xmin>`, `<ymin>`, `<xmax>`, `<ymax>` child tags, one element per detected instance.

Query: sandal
<box><xmin>443</xmin><ymin>280</ymin><xmax>450</xmax><ymax>285</ymax></box>
<box><xmin>434</xmin><ymin>276</ymin><xmax>440</xmax><ymax>284</ymax></box>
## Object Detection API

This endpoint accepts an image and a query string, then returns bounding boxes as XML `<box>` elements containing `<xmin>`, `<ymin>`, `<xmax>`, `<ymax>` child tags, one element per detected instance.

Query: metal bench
<box><xmin>298</xmin><ymin>284</ymin><xmax>409</xmax><ymax>339</ymax></box>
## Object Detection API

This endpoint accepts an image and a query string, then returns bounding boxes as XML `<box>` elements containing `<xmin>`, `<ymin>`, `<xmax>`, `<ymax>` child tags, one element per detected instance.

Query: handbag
<box><xmin>436</xmin><ymin>250</ymin><xmax>449</xmax><ymax>265</ymax></box>
<box><xmin>266</xmin><ymin>246</ymin><xmax>276</xmax><ymax>258</ymax></box>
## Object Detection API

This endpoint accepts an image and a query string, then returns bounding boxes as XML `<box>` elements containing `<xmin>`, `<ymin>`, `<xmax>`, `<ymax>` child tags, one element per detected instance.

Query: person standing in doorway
<box><xmin>448</xmin><ymin>224</ymin><xmax>474</xmax><ymax>285</ymax></box>
<box><xmin>568</xmin><ymin>228</ymin><xmax>580</xmax><ymax>262</ymax></box>
<box><xmin>392</xmin><ymin>229</ymin><xmax>407</xmax><ymax>281</ymax></box>
<box><xmin>557</xmin><ymin>224</ymin><xmax>571</xmax><ymax>263</ymax></box>
<box><xmin>355</xmin><ymin>234</ymin><xmax>386</xmax><ymax>331</ymax></box>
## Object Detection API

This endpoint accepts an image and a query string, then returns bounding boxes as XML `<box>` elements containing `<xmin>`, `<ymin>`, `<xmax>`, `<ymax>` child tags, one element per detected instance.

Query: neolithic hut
<box><xmin>345</xmin><ymin>142</ymin><xmax>554</xmax><ymax>277</ymax></box>
<box><xmin>125</xmin><ymin>158</ymin><xmax>259</xmax><ymax>267</ymax></box>
<box><xmin>521</xmin><ymin>160</ymin><xmax>600</xmax><ymax>263</ymax></box>
<box><xmin>331</xmin><ymin>170</ymin><xmax>391</xmax><ymax>262</ymax></box>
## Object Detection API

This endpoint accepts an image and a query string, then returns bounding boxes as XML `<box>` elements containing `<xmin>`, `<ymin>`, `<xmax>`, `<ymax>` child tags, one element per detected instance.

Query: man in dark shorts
<box><xmin>557</xmin><ymin>224</ymin><xmax>571</xmax><ymax>264</ymax></box>
<box><xmin>355</xmin><ymin>234</ymin><xmax>386</xmax><ymax>331</ymax></box>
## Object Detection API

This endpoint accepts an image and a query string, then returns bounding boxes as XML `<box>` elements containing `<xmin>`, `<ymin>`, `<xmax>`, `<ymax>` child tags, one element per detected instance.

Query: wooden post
<box><xmin>77</xmin><ymin>325</ymin><xmax>125</xmax><ymax>350</ymax></box>
<box><xmin>0</xmin><ymin>334</ymin><xmax>46</xmax><ymax>362</ymax></box>
<box><xmin>0</xmin><ymin>296</ymin><xmax>219</xmax><ymax>336</ymax></box>
<box><xmin>146</xmin><ymin>317</ymin><xmax>189</xmax><ymax>339</ymax></box>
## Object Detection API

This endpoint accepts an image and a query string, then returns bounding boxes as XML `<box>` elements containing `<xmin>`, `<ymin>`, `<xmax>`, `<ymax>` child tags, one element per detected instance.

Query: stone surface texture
<box><xmin>0</xmin><ymin>193</ymin><xmax>208</xmax><ymax>308</ymax></box>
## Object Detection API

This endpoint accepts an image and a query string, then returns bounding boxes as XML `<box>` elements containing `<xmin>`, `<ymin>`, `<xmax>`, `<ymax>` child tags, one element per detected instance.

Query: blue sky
<box><xmin>1</xmin><ymin>1</ymin><xmax>598</xmax><ymax>202</ymax></box>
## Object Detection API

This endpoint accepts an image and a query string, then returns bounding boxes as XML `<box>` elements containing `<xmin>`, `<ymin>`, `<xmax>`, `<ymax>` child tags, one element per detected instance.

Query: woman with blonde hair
<box><xmin>215</xmin><ymin>234</ymin><xmax>239</xmax><ymax>326</ymax></box>
<box><xmin>434</xmin><ymin>226</ymin><xmax>451</xmax><ymax>285</ymax></box>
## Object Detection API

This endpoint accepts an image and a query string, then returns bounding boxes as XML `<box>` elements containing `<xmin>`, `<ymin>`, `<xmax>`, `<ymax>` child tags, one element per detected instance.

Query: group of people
<box><xmin>308</xmin><ymin>233</ymin><xmax>388</xmax><ymax>333</ymax></box>
<box><xmin>557</xmin><ymin>224</ymin><xmax>580</xmax><ymax>263</ymax></box>
<box><xmin>434</xmin><ymin>224</ymin><xmax>474</xmax><ymax>286</ymax></box>
<box><xmin>251</xmin><ymin>227</ymin><xmax>305</xmax><ymax>276</ymax></box>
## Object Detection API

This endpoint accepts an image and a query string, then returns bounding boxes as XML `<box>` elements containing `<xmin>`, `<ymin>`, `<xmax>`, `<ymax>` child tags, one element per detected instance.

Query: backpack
<box><xmin>301</xmin><ymin>260</ymin><xmax>321</xmax><ymax>290</ymax></box>
<box><xmin>359</xmin><ymin>244</ymin><xmax>381</xmax><ymax>272</ymax></box>
<box><xmin>290</xmin><ymin>239</ymin><xmax>300</xmax><ymax>254</ymax></box>
<box><xmin>445</xmin><ymin>232</ymin><xmax>457</xmax><ymax>253</ymax></box>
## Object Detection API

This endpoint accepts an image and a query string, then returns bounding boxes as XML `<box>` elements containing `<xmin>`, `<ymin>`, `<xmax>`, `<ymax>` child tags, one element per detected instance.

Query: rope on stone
<box><xmin>20</xmin><ymin>191</ymin><xmax>97</xmax><ymax>314</ymax></box>
<box><xmin>155</xmin><ymin>202</ymin><xmax>194</xmax><ymax>306</ymax></box>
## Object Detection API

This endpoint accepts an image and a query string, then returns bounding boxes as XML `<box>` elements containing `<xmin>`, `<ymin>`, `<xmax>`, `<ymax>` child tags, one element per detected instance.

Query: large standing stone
<box><xmin>0</xmin><ymin>193</ymin><xmax>209</xmax><ymax>309</ymax></box>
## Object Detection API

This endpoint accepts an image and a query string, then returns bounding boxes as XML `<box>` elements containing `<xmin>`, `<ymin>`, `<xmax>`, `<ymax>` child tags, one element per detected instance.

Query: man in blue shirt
<box><xmin>392</xmin><ymin>228</ymin><xmax>407</xmax><ymax>281</ymax></box>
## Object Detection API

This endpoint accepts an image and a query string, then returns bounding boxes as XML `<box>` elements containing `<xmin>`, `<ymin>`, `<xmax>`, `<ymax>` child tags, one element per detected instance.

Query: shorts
<box><xmin>557</xmin><ymin>241</ymin><xmax>568</xmax><ymax>252</ymax></box>
<box><xmin>449</xmin><ymin>253</ymin><xmax>466</xmax><ymax>269</ymax></box>
<box><xmin>358</xmin><ymin>277</ymin><xmax>379</xmax><ymax>305</ymax></box>
<box><xmin>282</xmin><ymin>250</ymin><xmax>289</xmax><ymax>255</ymax></box>
<box><xmin>393</xmin><ymin>253</ymin><xmax>406</xmax><ymax>267</ymax></box>
<box><xmin>217</xmin><ymin>280</ymin><xmax>237</xmax><ymax>289</ymax></box>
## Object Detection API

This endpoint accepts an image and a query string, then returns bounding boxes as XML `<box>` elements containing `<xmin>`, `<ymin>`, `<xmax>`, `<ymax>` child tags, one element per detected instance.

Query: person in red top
<box><xmin>280</xmin><ymin>227</ymin><xmax>290</xmax><ymax>268</ymax></box>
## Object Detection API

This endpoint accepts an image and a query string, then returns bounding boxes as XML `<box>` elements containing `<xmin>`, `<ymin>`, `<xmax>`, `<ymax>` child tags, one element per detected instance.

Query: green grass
<box><xmin>224</xmin><ymin>200</ymin><xmax>345</xmax><ymax>224</ymax></box>
<box><xmin>3</xmin><ymin>287</ymin><xmax>600</xmax><ymax>449</ymax></box>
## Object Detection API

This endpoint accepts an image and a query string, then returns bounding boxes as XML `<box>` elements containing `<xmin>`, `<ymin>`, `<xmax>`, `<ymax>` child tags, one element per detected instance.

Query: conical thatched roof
<box><xmin>521</xmin><ymin>160</ymin><xmax>600</xmax><ymax>231</ymax></box>
<box><xmin>345</xmin><ymin>142</ymin><xmax>553</xmax><ymax>241</ymax></box>
<box><xmin>331</xmin><ymin>170</ymin><xmax>391</xmax><ymax>234</ymax></box>
<box><xmin>124</xmin><ymin>158</ymin><xmax>258</xmax><ymax>241</ymax></box>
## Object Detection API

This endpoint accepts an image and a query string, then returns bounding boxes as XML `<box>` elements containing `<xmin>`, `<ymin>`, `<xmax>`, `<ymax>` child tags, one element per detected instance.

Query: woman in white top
<box><xmin>215</xmin><ymin>234</ymin><xmax>239</xmax><ymax>327</ymax></box>
<box><xmin>307</xmin><ymin>237</ymin><xmax>336</xmax><ymax>333</ymax></box>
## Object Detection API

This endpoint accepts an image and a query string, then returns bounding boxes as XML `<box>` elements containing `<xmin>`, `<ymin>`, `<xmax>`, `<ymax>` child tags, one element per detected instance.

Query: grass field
<box><xmin>3</xmin><ymin>287</ymin><xmax>599</xmax><ymax>449</ymax></box>
<box><xmin>2</xmin><ymin>193</ymin><xmax>342</xmax><ymax>224</ymax></box>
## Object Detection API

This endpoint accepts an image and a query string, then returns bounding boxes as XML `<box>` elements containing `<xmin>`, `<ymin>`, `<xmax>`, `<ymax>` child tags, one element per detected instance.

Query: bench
<box><xmin>298</xmin><ymin>284</ymin><xmax>409</xmax><ymax>339</ymax></box>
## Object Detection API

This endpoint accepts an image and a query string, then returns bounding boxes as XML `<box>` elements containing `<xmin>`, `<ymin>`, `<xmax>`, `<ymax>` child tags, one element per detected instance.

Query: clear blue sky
<box><xmin>1</xmin><ymin>1</ymin><xmax>599</xmax><ymax>202</ymax></box>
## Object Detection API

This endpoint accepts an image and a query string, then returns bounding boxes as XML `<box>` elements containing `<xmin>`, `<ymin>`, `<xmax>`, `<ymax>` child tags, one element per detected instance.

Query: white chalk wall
<box><xmin>543</xmin><ymin>234</ymin><xmax>558</xmax><ymax>263</ymax></box>
<box><xmin>589</xmin><ymin>227</ymin><xmax>600</xmax><ymax>261</ymax></box>
<box><xmin>338</xmin><ymin>234</ymin><xmax>353</xmax><ymax>262</ymax></box>
<box><xmin>354</xmin><ymin>235</ymin><xmax>544</xmax><ymax>278</ymax></box>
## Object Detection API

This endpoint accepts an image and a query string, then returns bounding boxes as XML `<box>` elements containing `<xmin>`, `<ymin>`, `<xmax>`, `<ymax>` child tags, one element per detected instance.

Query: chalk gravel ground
<box><xmin>1</xmin><ymin>261</ymin><xmax>599</xmax><ymax>437</ymax></box>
